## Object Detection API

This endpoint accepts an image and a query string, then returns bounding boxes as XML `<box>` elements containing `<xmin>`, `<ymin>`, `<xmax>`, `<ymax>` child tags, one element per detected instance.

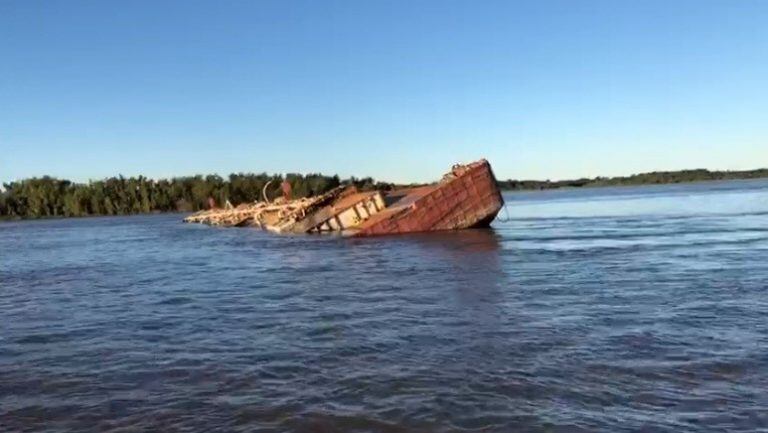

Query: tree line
<box><xmin>0</xmin><ymin>173</ymin><xmax>395</xmax><ymax>219</ymax></box>
<box><xmin>3</xmin><ymin>167</ymin><xmax>767</xmax><ymax>219</ymax></box>
<box><xmin>499</xmin><ymin>168</ymin><xmax>768</xmax><ymax>190</ymax></box>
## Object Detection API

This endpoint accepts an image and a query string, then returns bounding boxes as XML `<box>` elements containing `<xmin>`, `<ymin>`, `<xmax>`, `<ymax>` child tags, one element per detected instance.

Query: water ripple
<box><xmin>1</xmin><ymin>181</ymin><xmax>768</xmax><ymax>432</ymax></box>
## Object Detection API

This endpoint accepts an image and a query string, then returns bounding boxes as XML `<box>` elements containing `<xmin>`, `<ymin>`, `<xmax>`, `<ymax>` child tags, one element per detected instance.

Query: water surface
<box><xmin>2</xmin><ymin>180</ymin><xmax>767</xmax><ymax>432</ymax></box>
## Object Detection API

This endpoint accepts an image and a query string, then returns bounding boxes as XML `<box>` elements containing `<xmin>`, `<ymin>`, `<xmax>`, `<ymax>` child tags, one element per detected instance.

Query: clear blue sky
<box><xmin>1</xmin><ymin>0</ymin><xmax>766</xmax><ymax>183</ymax></box>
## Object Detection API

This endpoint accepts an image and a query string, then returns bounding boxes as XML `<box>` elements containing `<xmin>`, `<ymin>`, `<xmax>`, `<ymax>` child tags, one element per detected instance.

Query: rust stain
<box><xmin>352</xmin><ymin>159</ymin><xmax>504</xmax><ymax>236</ymax></box>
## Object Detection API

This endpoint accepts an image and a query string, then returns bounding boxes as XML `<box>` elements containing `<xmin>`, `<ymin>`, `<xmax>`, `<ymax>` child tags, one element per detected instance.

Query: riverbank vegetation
<box><xmin>2</xmin><ymin>168</ymin><xmax>766</xmax><ymax>219</ymax></box>
<box><xmin>498</xmin><ymin>168</ymin><xmax>768</xmax><ymax>190</ymax></box>
<box><xmin>0</xmin><ymin>174</ymin><xmax>393</xmax><ymax>219</ymax></box>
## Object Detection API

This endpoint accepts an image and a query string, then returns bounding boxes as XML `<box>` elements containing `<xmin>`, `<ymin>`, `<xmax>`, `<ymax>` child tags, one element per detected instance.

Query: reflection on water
<box><xmin>1</xmin><ymin>179</ymin><xmax>768</xmax><ymax>432</ymax></box>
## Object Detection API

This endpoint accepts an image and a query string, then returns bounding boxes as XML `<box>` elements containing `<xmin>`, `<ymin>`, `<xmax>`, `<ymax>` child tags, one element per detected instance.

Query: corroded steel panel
<box><xmin>352</xmin><ymin>159</ymin><xmax>504</xmax><ymax>237</ymax></box>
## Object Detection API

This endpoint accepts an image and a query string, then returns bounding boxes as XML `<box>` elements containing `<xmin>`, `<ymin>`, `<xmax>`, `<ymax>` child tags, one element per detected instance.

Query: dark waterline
<box><xmin>2</xmin><ymin>180</ymin><xmax>767</xmax><ymax>432</ymax></box>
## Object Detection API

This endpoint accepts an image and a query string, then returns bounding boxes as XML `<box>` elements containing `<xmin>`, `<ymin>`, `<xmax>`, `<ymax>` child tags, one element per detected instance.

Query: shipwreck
<box><xmin>183</xmin><ymin>159</ymin><xmax>505</xmax><ymax>237</ymax></box>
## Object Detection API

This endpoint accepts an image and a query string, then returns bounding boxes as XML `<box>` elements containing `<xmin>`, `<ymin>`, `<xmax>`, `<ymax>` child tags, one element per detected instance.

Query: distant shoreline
<box><xmin>501</xmin><ymin>176</ymin><xmax>768</xmax><ymax>193</ymax></box>
<box><xmin>2</xmin><ymin>168</ymin><xmax>766</xmax><ymax>220</ymax></box>
<box><xmin>499</xmin><ymin>168</ymin><xmax>768</xmax><ymax>191</ymax></box>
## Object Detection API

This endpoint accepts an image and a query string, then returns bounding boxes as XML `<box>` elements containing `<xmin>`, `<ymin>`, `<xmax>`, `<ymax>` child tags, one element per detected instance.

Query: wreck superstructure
<box><xmin>183</xmin><ymin>159</ymin><xmax>504</xmax><ymax>237</ymax></box>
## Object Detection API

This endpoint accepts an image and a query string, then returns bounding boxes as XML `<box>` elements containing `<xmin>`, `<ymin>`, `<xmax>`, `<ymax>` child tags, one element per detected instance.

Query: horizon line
<box><xmin>3</xmin><ymin>165</ymin><xmax>768</xmax><ymax>187</ymax></box>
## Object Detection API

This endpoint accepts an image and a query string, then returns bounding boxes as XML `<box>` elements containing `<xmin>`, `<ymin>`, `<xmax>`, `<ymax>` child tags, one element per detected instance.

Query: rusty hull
<box><xmin>350</xmin><ymin>159</ymin><xmax>504</xmax><ymax>236</ymax></box>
